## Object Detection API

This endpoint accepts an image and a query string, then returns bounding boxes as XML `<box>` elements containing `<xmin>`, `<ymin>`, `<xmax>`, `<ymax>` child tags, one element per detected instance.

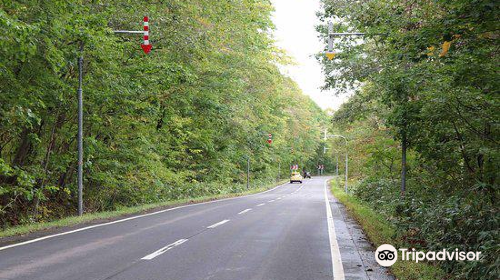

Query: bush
<box><xmin>353</xmin><ymin>179</ymin><xmax>499</xmax><ymax>279</ymax></box>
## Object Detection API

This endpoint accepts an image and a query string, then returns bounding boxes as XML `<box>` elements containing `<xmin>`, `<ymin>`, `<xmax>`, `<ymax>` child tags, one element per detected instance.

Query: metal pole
<box><xmin>328</xmin><ymin>22</ymin><xmax>334</xmax><ymax>52</ymax></box>
<box><xmin>77</xmin><ymin>41</ymin><xmax>84</xmax><ymax>216</ymax></box>
<box><xmin>326</xmin><ymin>134</ymin><xmax>349</xmax><ymax>193</ymax></box>
<box><xmin>336</xmin><ymin>155</ymin><xmax>339</xmax><ymax>176</ymax></box>
<box><xmin>278</xmin><ymin>161</ymin><xmax>281</xmax><ymax>181</ymax></box>
<box><xmin>401</xmin><ymin>131</ymin><xmax>407</xmax><ymax>196</ymax></box>
<box><xmin>330</xmin><ymin>32</ymin><xmax>366</xmax><ymax>36</ymax></box>
<box><xmin>113</xmin><ymin>30</ymin><xmax>144</xmax><ymax>34</ymax></box>
<box><xmin>345</xmin><ymin>151</ymin><xmax>348</xmax><ymax>193</ymax></box>
<box><xmin>246</xmin><ymin>157</ymin><xmax>250</xmax><ymax>189</ymax></box>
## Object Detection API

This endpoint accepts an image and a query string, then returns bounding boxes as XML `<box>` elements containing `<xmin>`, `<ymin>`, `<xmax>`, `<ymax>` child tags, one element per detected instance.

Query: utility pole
<box><xmin>77</xmin><ymin>41</ymin><xmax>84</xmax><ymax>216</ymax></box>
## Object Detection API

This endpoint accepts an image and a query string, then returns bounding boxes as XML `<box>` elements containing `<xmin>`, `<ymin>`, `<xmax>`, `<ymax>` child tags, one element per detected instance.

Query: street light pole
<box><xmin>345</xmin><ymin>149</ymin><xmax>348</xmax><ymax>193</ymax></box>
<box><xmin>336</xmin><ymin>155</ymin><xmax>339</xmax><ymax>176</ymax></box>
<box><xmin>278</xmin><ymin>161</ymin><xmax>281</xmax><ymax>182</ymax></box>
<box><xmin>77</xmin><ymin>41</ymin><xmax>84</xmax><ymax>216</ymax></box>
<box><xmin>325</xmin><ymin>133</ymin><xmax>349</xmax><ymax>193</ymax></box>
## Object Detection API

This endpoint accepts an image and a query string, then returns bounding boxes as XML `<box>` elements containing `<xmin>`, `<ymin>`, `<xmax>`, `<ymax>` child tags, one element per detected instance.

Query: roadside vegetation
<box><xmin>318</xmin><ymin>0</ymin><xmax>498</xmax><ymax>279</ymax></box>
<box><xmin>0</xmin><ymin>179</ymin><xmax>287</xmax><ymax>239</ymax></box>
<box><xmin>0</xmin><ymin>1</ymin><xmax>329</xmax><ymax>229</ymax></box>
<box><xmin>330</xmin><ymin>179</ymin><xmax>446</xmax><ymax>280</ymax></box>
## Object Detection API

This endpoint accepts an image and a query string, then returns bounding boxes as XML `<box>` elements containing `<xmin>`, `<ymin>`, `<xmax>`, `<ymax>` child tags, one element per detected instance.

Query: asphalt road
<box><xmin>0</xmin><ymin>177</ymin><xmax>391</xmax><ymax>280</ymax></box>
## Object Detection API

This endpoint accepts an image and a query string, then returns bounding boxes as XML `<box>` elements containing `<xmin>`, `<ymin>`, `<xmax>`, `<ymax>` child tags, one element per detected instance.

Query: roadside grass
<box><xmin>330</xmin><ymin>178</ymin><xmax>447</xmax><ymax>280</ymax></box>
<box><xmin>0</xmin><ymin>180</ymin><xmax>288</xmax><ymax>239</ymax></box>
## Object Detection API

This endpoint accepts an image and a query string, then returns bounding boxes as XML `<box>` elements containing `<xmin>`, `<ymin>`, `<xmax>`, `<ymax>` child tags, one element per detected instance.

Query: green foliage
<box><xmin>330</xmin><ymin>180</ymin><xmax>446</xmax><ymax>280</ymax></box>
<box><xmin>319</xmin><ymin>0</ymin><xmax>499</xmax><ymax>278</ymax></box>
<box><xmin>0</xmin><ymin>1</ymin><xmax>327</xmax><ymax>227</ymax></box>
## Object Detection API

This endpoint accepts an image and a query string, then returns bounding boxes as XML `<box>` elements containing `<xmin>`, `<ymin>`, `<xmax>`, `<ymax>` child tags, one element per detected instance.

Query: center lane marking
<box><xmin>238</xmin><ymin>208</ymin><xmax>252</xmax><ymax>215</ymax></box>
<box><xmin>140</xmin><ymin>181</ymin><xmax>306</xmax><ymax>262</ymax></box>
<box><xmin>207</xmin><ymin>219</ymin><xmax>230</xmax><ymax>229</ymax></box>
<box><xmin>0</xmin><ymin>182</ymin><xmax>290</xmax><ymax>252</ymax></box>
<box><xmin>141</xmin><ymin>239</ymin><xmax>188</xmax><ymax>260</ymax></box>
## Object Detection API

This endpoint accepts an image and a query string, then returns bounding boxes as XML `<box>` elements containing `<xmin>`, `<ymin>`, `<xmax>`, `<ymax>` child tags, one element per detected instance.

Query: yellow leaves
<box><xmin>439</xmin><ymin>41</ymin><xmax>451</xmax><ymax>57</ymax></box>
<box><xmin>428</xmin><ymin>35</ymin><xmax>461</xmax><ymax>58</ymax></box>
<box><xmin>426</xmin><ymin>46</ymin><xmax>435</xmax><ymax>56</ymax></box>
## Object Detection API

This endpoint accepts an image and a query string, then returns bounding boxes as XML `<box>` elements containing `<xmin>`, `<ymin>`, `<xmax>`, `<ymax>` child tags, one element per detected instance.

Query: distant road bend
<box><xmin>0</xmin><ymin>177</ymin><xmax>391</xmax><ymax>280</ymax></box>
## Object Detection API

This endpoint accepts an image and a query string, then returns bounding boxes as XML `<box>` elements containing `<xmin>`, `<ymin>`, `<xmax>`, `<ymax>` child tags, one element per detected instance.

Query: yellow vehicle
<box><xmin>290</xmin><ymin>172</ymin><xmax>303</xmax><ymax>184</ymax></box>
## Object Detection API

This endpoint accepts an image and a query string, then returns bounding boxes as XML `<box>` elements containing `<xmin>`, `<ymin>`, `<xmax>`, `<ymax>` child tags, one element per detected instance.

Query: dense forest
<box><xmin>0</xmin><ymin>1</ymin><xmax>328</xmax><ymax>227</ymax></box>
<box><xmin>318</xmin><ymin>0</ymin><xmax>498</xmax><ymax>279</ymax></box>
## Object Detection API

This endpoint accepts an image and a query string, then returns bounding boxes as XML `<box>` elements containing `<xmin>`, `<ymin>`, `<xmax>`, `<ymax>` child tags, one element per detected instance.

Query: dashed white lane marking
<box><xmin>141</xmin><ymin>239</ymin><xmax>188</xmax><ymax>260</ymax></box>
<box><xmin>257</xmin><ymin>203</ymin><xmax>265</xmax><ymax>207</ymax></box>
<box><xmin>291</xmin><ymin>185</ymin><xmax>304</xmax><ymax>195</ymax></box>
<box><xmin>276</xmin><ymin>197</ymin><xmax>282</xmax><ymax>200</ymax></box>
<box><xmin>207</xmin><ymin>219</ymin><xmax>230</xmax><ymax>229</ymax></box>
<box><xmin>324</xmin><ymin>180</ymin><xmax>345</xmax><ymax>280</ymax></box>
<box><xmin>238</xmin><ymin>208</ymin><xmax>252</xmax><ymax>215</ymax></box>
<box><xmin>0</xmin><ymin>182</ymin><xmax>290</xmax><ymax>252</ymax></box>
<box><xmin>268</xmin><ymin>200</ymin><xmax>275</xmax><ymax>203</ymax></box>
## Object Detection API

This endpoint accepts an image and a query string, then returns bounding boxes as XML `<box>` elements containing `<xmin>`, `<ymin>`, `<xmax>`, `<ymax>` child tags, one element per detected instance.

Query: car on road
<box><xmin>290</xmin><ymin>172</ymin><xmax>303</xmax><ymax>184</ymax></box>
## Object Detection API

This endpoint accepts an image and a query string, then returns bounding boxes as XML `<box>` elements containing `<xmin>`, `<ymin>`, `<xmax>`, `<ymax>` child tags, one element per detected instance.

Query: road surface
<box><xmin>0</xmin><ymin>177</ymin><xmax>391</xmax><ymax>280</ymax></box>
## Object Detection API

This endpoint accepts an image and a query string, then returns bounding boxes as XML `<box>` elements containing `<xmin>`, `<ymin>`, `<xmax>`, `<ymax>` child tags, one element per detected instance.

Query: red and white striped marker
<box><xmin>141</xmin><ymin>16</ymin><xmax>152</xmax><ymax>54</ymax></box>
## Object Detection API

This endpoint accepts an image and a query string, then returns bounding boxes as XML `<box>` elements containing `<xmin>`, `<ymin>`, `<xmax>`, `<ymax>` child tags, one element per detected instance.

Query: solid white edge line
<box><xmin>207</xmin><ymin>219</ymin><xmax>230</xmax><ymax>229</ymax></box>
<box><xmin>238</xmin><ymin>208</ymin><xmax>252</xmax><ymax>215</ymax></box>
<box><xmin>324</xmin><ymin>180</ymin><xmax>345</xmax><ymax>280</ymax></box>
<box><xmin>0</xmin><ymin>182</ymin><xmax>289</xmax><ymax>252</ymax></box>
<box><xmin>141</xmin><ymin>239</ymin><xmax>187</xmax><ymax>260</ymax></box>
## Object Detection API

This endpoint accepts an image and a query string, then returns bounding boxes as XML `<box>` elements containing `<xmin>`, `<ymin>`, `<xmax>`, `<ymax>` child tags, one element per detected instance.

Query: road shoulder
<box><xmin>327</xmin><ymin>179</ymin><xmax>394</xmax><ymax>280</ymax></box>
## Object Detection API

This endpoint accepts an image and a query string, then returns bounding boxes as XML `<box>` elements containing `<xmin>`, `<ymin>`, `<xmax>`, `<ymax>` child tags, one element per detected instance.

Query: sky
<box><xmin>271</xmin><ymin>0</ymin><xmax>349</xmax><ymax>111</ymax></box>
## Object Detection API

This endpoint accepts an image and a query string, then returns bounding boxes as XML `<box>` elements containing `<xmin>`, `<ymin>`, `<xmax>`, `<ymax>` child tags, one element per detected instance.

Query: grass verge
<box><xmin>0</xmin><ymin>180</ymin><xmax>287</xmax><ymax>239</ymax></box>
<box><xmin>330</xmin><ymin>178</ymin><xmax>446</xmax><ymax>280</ymax></box>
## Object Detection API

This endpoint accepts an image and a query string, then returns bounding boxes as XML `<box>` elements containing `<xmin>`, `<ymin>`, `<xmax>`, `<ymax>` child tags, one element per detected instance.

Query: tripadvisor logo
<box><xmin>375</xmin><ymin>244</ymin><xmax>482</xmax><ymax>267</ymax></box>
<box><xmin>375</xmin><ymin>244</ymin><xmax>397</xmax><ymax>267</ymax></box>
